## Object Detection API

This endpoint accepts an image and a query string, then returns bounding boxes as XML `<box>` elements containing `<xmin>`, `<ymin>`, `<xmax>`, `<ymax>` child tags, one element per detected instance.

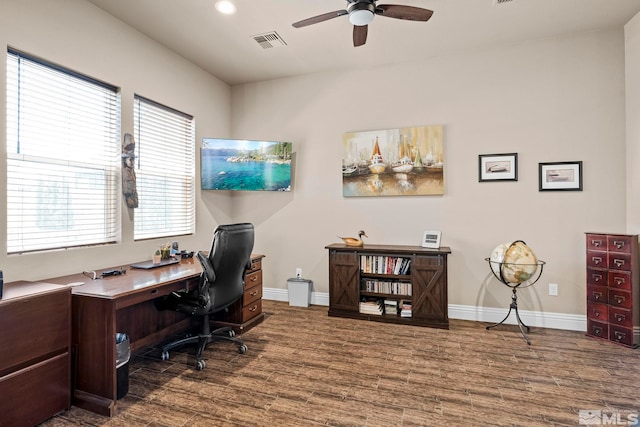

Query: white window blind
<box><xmin>133</xmin><ymin>96</ymin><xmax>195</xmax><ymax>240</ymax></box>
<box><xmin>6</xmin><ymin>49</ymin><xmax>120</xmax><ymax>254</ymax></box>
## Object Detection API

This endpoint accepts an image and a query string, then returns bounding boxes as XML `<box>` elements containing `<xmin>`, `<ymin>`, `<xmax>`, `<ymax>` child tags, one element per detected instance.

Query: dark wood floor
<box><xmin>43</xmin><ymin>300</ymin><xmax>640</xmax><ymax>426</ymax></box>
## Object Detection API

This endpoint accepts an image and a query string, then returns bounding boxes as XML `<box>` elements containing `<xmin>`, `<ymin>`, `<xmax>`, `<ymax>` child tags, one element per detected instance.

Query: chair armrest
<box><xmin>197</xmin><ymin>251</ymin><xmax>216</xmax><ymax>283</ymax></box>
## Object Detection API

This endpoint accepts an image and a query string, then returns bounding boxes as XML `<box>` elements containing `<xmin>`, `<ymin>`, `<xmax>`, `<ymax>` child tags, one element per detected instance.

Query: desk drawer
<box><xmin>249</xmin><ymin>258</ymin><xmax>262</xmax><ymax>273</ymax></box>
<box><xmin>244</xmin><ymin>281</ymin><xmax>262</xmax><ymax>305</ymax></box>
<box><xmin>242</xmin><ymin>299</ymin><xmax>262</xmax><ymax>321</ymax></box>
<box><xmin>246</xmin><ymin>269</ymin><xmax>262</xmax><ymax>289</ymax></box>
<box><xmin>115</xmin><ymin>278</ymin><xmax>196</xmax><ymax>310</ymax></box>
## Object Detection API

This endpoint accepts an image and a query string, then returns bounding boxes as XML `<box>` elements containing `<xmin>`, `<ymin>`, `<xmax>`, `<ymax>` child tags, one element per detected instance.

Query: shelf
<box><xmin>360</xmin><ymin>291</ymin><xmax>411</xmax><ymax>299</ymax></box>
<box><xmin>361</xmin><ymin>273</ymin><xmax>411</xmax><ymax>280</ymax></box>
<box><xmin>326</xmin><ymin>243</ymin><xmax>450</xmax><ymax>329</ymax></box>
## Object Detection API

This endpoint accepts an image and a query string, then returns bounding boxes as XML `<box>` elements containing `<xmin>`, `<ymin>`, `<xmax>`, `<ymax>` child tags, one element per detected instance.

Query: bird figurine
<box><xmin>338</xmin><ymin>230</ymin><xmax>368</xmax><ymax>247</ymax></box>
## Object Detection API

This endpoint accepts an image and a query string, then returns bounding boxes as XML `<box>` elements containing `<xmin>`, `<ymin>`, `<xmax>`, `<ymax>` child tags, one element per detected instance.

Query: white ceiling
<box><xmin>85</xmin><ymin>0</ymin><xmax>640</xmax><ymax>86</ymax></box>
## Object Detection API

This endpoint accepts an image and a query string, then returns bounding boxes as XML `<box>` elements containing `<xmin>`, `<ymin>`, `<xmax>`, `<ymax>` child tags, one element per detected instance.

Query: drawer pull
<box><xmin>593</xmin><ymin>326</ymin><xmax>603</xmax><ymax>335</ymax></box>
<box><xmin>593</xmin><ymin>292</ymin><xmax>603</xmax><ymax>300</ymax></box>
<box><xmin>250</xmin><ymin>290</ymin><xmax>258</xmax><ymax>296</ymax></box>
<box><xmin>591</xmin><ymin>256</ymin><xmax>602</xmax><ymax>265</ymax></box>
<box><xmin>249</xmin><ymin>305</ymin><xmax>258</xmax><ymax>312</ymax></box>
<box><xmin>614</xmin><ymin>240</ymin><xmax>625</xmax><ymax>249</ymax></box>
<box><xmin>614</xmin><ymin>295</ymin><xmax>626</xmax><ymax>304</ymax></box>
<box><xmin>614</xmin><ymin>259</ymin><xmax>625</xmax><ymax>268</ymax></box>
<box><xmin>614</xmin><ymin>331</ymin><xmax>626</xmax><ymax>341</ymax></box>
<box><xmin>614</xmin><ymin>277</ymin><xmax>625</xmax><ymax>286</ymax></box>
<box><xmin>592</xmin><ymin>273</ymin><xmax>603</xmax><ymax>282</ymax></box>
<box><xmin>593</xmin><ymin>310</ymin><xmax>601</xmax><ymax>318</ymax></box>
<box><xmin>151</xmin><ymin>289</ymin><xmax>158</xmax><ymax>294</ymax></box>
<box><xmin>591</xmin><ymin>240</ymin><xmax>602</xmax><ymax>247</ymax></box>
<box><xmin>250</xmin><ymin>276</ymin><xmax>257</xmax><ymax>282</ymax></box>
<box><xmin>614</xmin><ymin>313</ymin><xmax>626</xmax><ymax>322</ymax></box>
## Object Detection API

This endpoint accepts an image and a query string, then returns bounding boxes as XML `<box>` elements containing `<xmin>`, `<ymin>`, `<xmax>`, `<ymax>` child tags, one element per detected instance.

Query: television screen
<box><xmin>201</xmin><ymin>138</ymin><xmax>292</xmax><ymax>191</ymax></box>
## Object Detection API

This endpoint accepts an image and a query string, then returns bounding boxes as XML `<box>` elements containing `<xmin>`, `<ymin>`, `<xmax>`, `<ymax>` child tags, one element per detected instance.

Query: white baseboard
<box><xmin>263</xmin><ymin>288</ymin><xmax>586</xmax><ymax>332</ymax></box>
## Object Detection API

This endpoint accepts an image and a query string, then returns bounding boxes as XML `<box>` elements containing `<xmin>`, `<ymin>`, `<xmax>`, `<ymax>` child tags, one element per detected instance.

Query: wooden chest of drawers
<box><xmin>0</xmin><ymin>281</ymin><xmax>71</xmax><ymax>426</ymax></box>
<box><xmin>585</xmin><ymin>233</ymin><xmax>639</xmax><ymax>347</ymax></box>
<box><xmin>211</xmin><ymin>254</ymin><xmax>265</xmax><ymax>333</ymax></box>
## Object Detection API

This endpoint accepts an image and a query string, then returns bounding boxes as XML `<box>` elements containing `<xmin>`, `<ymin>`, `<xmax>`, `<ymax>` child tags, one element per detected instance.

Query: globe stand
<box><xmin>485</xmin><ymin>258</ymin><xmax>546</xmax><ymax>345</ymax></box>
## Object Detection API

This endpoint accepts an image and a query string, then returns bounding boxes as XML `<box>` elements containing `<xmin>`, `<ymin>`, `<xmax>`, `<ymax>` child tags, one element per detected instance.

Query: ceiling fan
<box><xmin>291</xmin><ymin>0</ymin><xmax>434</xmax><ymax>47</ymax></box>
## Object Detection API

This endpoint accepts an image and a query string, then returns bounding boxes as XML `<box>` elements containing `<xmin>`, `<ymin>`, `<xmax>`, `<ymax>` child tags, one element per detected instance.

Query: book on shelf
<box><xmin>400</xmin><ymin>300</ymin><xmax>412</xmax><ymax>318</ymax></box>
<box><xmin>383</xmin><ymin>299</ymin><xmax>399</xmax><ymax>316</ymax></box>
<box><xmin>361</xmin><ymin>279</ymin><xmax>412</xmax><ymax>296</ymax></box>
<box><xmin>360</xmin><ymin>255</ymin><xmax>411</xmax><ymax>275</ymax></box>
<box><xmin>359</xmin><ymin>300</ymin><xmax>383</xmax><ymax>315</ymax></box>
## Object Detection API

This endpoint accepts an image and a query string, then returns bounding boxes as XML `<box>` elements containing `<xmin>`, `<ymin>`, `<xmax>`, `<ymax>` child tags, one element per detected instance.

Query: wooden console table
<box><xmin>326</xmin><ymin>243</ymin><xmax>450</xmax><ymax>329</ymax></box>
<box><xmin>0</xmin><ymin>281</ymin><xmax>71</xmax><ymax>426</ymax></box>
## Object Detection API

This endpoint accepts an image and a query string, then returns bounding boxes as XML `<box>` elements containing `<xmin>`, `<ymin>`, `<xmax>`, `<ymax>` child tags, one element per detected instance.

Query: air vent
<box><xmin>494</xmin><ymin>0</ymin><xmax>514</xmax><ymax>4</ymax></box>
<box><xmin>252</xmin><ymin>31</ymin><xmax>287</xmax><ymax>49</ymax></box>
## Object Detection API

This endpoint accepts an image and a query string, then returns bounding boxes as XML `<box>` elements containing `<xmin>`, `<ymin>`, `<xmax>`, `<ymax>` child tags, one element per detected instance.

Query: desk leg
<box><xmin>72</xmin><ymin>295</ymin><xmax>117</xmax><ymax>416</ymax></box>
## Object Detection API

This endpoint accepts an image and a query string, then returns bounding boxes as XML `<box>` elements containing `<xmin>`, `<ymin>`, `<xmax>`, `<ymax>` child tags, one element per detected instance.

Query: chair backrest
<box><xmin>198</xmin><ymin>223</ymin><xmax>255</xmax><ymax>312</ymax></box>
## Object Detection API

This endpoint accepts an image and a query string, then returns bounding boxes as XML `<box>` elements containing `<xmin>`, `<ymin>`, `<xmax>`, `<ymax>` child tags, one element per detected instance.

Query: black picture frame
<box><xmin>538</xmin><ymin>161</ymin><xmax>583</xmax><ymax>191</ymax></box>
<box><xmin>478</xmin><ymin>153</ymin><xmax>518</xmax><ymax>182</ymax></box>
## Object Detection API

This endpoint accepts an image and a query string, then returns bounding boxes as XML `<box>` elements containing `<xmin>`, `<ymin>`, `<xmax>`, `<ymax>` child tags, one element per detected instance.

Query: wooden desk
<box><xmin>44</xmin><ymin>254</ymin><xmax>264</xmax><ymax>417</ymax></box>
<box><xmin>0</xmin><ymin>281</ymin><xmax>71</xmax><ymax>426</ymax></box>
<box><xmin>44</xmin><ymin>259</ymin><xmax>200</xmax><ymax>416</ymax></box>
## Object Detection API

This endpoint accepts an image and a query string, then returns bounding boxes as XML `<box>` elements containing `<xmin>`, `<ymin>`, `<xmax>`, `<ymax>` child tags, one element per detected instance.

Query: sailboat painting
<box><xmin>342</xmin><ymin>125</ymin><xmax>444</xmax><ymax>197</ymax></box>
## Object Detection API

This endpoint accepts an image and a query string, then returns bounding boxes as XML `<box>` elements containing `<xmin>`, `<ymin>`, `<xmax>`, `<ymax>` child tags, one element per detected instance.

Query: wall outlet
<box><xmin>296</xmin><ymin>268</ymin><xmax>302</xmax><ymax>278</ymax></box>
<box><xmin>549</xmin><ymin>283</ymin><xmax>558</xmax><ymax>296</ymax></box>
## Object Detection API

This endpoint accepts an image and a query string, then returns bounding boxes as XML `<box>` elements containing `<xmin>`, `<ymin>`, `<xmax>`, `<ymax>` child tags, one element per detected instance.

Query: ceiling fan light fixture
<box><xmin>349</xmin><ymin>9</ymin><xmax>374</xmax><ymax>26</ymax></box>
<box><xmin>215</xmin><ymin>0</ymin><xmax>236</xmax><ymax>15</ymax></box>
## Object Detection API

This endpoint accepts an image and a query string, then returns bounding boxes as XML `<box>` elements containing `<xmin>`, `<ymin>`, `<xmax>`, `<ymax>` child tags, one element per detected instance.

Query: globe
<box><xmin>490</xmin><ymin>241</ymin><xmax>539</xmax><ymax>284</ymax></box>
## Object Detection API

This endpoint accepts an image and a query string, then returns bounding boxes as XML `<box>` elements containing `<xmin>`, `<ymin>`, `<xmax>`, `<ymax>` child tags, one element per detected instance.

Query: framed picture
<box><xmin>342</xmin><ymin>125</ymin><xmax>444</xmax><ymax>197</ymax></box>
<box><xmin>421</xmin><ymin>230</ymin><xmax>442</xmax><ymax>249</ymax></box>
<box><xmin>539</xmin><ymin>161</ymin><xmax>583</xmax><ymax>191</ymax></box>
<box><xmin>478</xmin><ymin>153</ymin><xmax>518</xmax><ymax>182</ymax></box>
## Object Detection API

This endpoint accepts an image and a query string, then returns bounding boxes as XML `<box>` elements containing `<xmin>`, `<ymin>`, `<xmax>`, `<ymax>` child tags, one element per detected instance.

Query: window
<box><xmin>6</xmin><ymin>49</ymin><xmax>120</xmax><ymax>254</ymax></box>
<box><xmin>133</xmin><ymin>95</ymin><xmax>195</xmax><ymax>240</ymax></box>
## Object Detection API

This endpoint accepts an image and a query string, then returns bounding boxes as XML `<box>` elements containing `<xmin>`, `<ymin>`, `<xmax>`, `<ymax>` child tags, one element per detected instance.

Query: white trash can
<box><xmin>287</xmin><ymin>277</ymin><xmax>312</xmax><ymax>307</ymax></box>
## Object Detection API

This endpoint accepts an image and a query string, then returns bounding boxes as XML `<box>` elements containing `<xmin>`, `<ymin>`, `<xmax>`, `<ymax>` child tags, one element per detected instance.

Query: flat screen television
<box><xmin>201</xmin><ymin>138</ymin><xmax>292</xmax><ymax>191</ymax></box>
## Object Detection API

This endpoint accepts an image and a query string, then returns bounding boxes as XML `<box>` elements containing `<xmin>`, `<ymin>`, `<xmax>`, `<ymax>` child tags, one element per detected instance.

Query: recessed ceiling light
<box><xmin>215</xmin><ymin>1</ymin><xmax>236</xmax><ymax>15</ymax></box>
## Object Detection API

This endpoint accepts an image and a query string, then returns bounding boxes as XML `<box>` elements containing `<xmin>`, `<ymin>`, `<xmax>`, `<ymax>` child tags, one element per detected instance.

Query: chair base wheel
<box><xmin>161</xmin><ymin>351</ymin><xmax>169</xmax><ymax>361</ymax></box>
<box><xmin>196</xmin><ymin>360</ymin><xmax>206</xmax><ymax>370</ymax></box>
<box><xmin>238</xmin><ymin>344</ymin><xmax>247</xmax><ymax>354</ymax></box>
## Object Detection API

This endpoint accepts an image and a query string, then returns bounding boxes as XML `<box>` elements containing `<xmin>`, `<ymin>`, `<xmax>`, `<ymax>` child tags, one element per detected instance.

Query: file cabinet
<box><xmin>0</xmin><ymin>281</ymin><xmax>71</xmax><ymax>426</ymax></box>
<box><xmin>585</xmin><ymin>233</ymin><xmax>639</xmax><ymax>347</ymax></box>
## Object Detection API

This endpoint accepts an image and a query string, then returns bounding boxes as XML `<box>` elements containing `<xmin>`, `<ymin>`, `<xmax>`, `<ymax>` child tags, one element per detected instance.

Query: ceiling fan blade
<box><xmin>375</xmin><ymin>5</ymin><xmax>434</xmax><ymax>21</ymax></box>
<box><xmin>353</xmin><ymin>25</ymin><xmax>368</xmax><ymax>47</ymax></box>
<box><xmin>292</xmin><ymin>10</ymin><xmax>348</xmax><ymax>28</ymax></box>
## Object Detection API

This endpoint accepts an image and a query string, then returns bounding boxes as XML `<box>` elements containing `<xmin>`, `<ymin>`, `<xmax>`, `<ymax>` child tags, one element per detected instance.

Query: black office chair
<box><xmin>156</xmin><ymin>223</ymin><xmax>254</xmax><ymax>370</ymax></box>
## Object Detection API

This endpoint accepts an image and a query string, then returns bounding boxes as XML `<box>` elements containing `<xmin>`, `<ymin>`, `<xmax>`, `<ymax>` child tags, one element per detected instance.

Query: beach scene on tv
<box><xmin>201</xmin><ymin>138</ymin><xmax>292</xmax><ymax>191</ymax></box>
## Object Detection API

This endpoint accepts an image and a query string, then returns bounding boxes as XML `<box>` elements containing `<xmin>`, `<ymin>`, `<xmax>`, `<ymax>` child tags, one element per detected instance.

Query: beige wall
<box><xmin>626</xmin><ymin>13</ymin><xmax>640</xmax><ymax>234</ymax></box>
<box><xmin>0</xmin><ymin>0</ymin><xmax>634</xmax><ymax>319</ymax></box>
<box><xmin>0</xmin><ymin>0</ymin><xmax>232</xmax><ymax>281</ymax></box>
<box><xmin>231</xmin><ymin>28</ymin><xmax>629</xmax><ymax>315</ymax></box>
